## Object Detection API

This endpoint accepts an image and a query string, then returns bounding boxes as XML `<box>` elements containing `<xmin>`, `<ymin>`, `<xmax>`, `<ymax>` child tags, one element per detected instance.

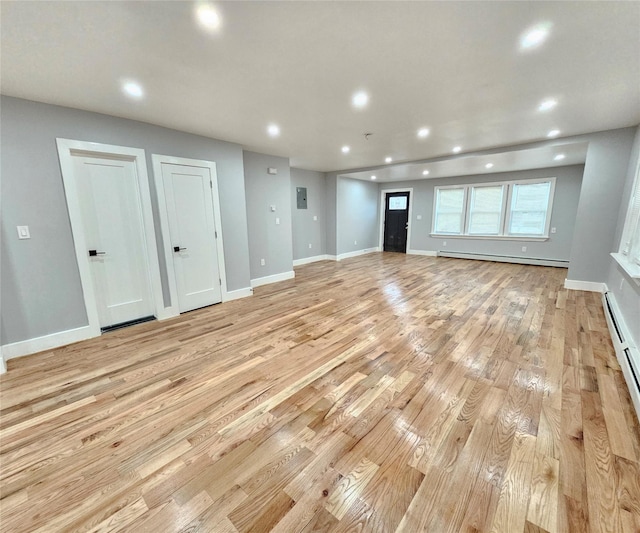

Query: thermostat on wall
<box><xmin>267</xmin><ymin>167</ymin><xmax>277</xmax><ymax>175</ymax></box>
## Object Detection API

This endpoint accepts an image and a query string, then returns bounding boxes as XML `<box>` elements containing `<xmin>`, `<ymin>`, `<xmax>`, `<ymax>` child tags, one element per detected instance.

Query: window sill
<box><xmin>430</xmin><ymin>234</ymin><xmax>549</xmax><ymax>242</ymax></box>
<box><xmin>611</xmin><ymin>252</ymin><xmax>640</xmax><ymax>280</ymax></box>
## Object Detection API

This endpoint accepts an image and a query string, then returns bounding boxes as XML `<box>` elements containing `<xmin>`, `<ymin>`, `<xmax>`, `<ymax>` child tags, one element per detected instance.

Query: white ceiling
<box><xmin>1</xmin><ymin>1</ymin><xmax>639</xmax><ymax>174</ymax></box>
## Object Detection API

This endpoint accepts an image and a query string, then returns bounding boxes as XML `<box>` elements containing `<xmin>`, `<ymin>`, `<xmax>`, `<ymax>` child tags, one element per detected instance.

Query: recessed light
<box><xmin>485</xmin><ymin>163</ymin><xmax>494</xmax><ymax>169</ymax></box>
<box><xmin>122</xmin><ymin>80</ymin><xmax>144</xmax><ymax>99</ymax></box>
<box><xmin>422</xmin><ymin>170</ymin><xmax>430</xmax><ymax>176</ymax></box>
<box><xmin>554</xmin><ymin>154</ymin><xmax>566</xmax><ymax>161</ymax></box>
<box><xmin>417</xmin><ymin>128</ymin><xmax>430</xmax><ymax>138</ymax></box>
<box><xmin>371</xmin><ymin>175</ymin><xmax>377</xmax><ymax>180</ymax></box>
<box><xmin>267</xmin><ymin>124</ymin><xmax>280</xmax><ymax>137</ymax></box>
<box><xmin>452</xmin><ymin>146</ymin><xmax>461</xmax><ymax>153</ymax></box>
<box><xmin>385</xmin><ymin>157</ymin><xmax>392</xmax><ymax>163</ymax></box>
<box><xmin>547</xmin><ymin>129</ymin><xmax>560</xmax><ymax>138</ymax></box>
<box><xmin>341</xmin><ymin>146</ymin><xmax>350</xmax><ymax>154</ymax></box>
<box><xmin>520</xmin><ymin>23</ymin><xmax>551</xmax><ymax>50</ymax></box>
<box><xmin>196</xmin><ymin>4</ymin><xmax>221</xmax><ymax>31</ymax></box>
<box><xmin>538</xmin><ymin>98</ymin><xmax>557</xmax><ymax>112</ymax></box>
<box><xmin>352</xmin><ymin>91</ymin><xmax>369</xmax><ymax>109</ymax></box>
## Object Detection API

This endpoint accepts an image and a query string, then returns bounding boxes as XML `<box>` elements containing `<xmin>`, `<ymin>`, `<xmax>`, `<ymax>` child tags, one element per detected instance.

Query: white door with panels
<box><xmin>160</xmin><ymin>163</ymin><xmax>222</xmax><ymax>312</ymax></box>
<box><xmin>74</xmin><ymin>155</ymin><xmax>155</xmax><ymax>328</ymax></box>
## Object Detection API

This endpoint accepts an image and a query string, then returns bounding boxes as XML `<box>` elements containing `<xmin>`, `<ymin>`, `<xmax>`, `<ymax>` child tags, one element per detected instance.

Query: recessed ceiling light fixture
<box><xmin>554</xmin><ymin>154</ymin><xmax>566</xmax><ymax>161</ymax></box>
<box><xmin>547</xmin><ymin>129</ymin><xmax>560</xmax><ymax>138</ymax></box>
<box><xmin>520</xmin><ymin>22</ymin><xmax>552</xmax><ymax>50</ymax></box>
<box><xmin>422</xmin><ymin>170</ymin><xmax>430</xmax><ymax>176</ymax></box>
<box><xmin>417</xmin><ymin>128</ymin><xmax>430</xmax><ymax>138</ymax></box>
<box><xmin>122</xmin><ymin>80</ymin><xmax>144</xmax><ymax>99</ymax></box>
<box><xmin>267</xmin><ymin>124</ymin><xmax>280</xmax><ymax>137</ymax></box>
<box><xmin>352</xmin><ymin>91</ymin><xmax>369</xmax><ymax>109</ymax></box>
<box><xmin>485</xmin><ymin>163</ymin><xmax>494</xmax><ymax>169</ymax></box>
<box><xmin>385</xmin><ymin>157</ymin><xmax>392</xmax><ymax>163</ymax></box>
<box><xmin>196</xmin><ymin>3</ymin><xmax>221</xmax><ymax>31</ymax></box>
<box><xmin>452</xmin><ymin>146</ymin><xmax>461</xmax><ymax>153</ymax></box>
<box><xmin>341</xmin><ymin>146</ymin><xmax>350</xmax><ymax>154</ymax></box>
<box><xmin>538</xmin><ymin>98</ymin><xmax>557</xmax><ymax>112</ymax></box>
<box><xmin>371</xmin><ymin>175</ymin><xmax>377</xmax><ymax>180</ymax></box>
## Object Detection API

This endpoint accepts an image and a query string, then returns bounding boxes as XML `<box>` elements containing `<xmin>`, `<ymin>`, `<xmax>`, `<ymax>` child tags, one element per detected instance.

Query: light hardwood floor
<box><xmin>1</xmin><ymin>253</ymin><xmax>639</xmax><ymax>533</ymax></box>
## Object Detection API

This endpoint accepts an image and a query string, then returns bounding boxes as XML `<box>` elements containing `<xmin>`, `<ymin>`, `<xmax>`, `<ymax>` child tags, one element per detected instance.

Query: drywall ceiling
<box><xmin>341</xmin><ymin>142</ymin><xmax>589</xmax><ymax>182</ymax></box>
<box><xmin>1</xmin><ymin>1</ymin><xmax>639</xmax><ymax>173</ymax></box>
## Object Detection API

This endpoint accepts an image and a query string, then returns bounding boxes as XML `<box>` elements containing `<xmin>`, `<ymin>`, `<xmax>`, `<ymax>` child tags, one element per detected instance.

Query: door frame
<box><xmin>378</xmin><ymin>188</ymin><xmax>414</xmax><ymax>252</ymax></box>
<box><xmin>56</xmin><ymin>138</ymin><xmax>168</xmax><ymax>337</ymax></box>
<box><xmin>151</xmin><ymin>154</ymin><xmax>228</xmax><ymax>314</ymax></box>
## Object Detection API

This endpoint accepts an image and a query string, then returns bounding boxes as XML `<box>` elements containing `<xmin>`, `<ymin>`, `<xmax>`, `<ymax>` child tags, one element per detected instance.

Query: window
<box><xmin>617</xmin><ymin>158</ymin><xmax>640</xmax><ymax>270</ymax></box>
<box><xmin>432</xmin><ymin>177</ymin><xmax>555</xmax><ymax>239</ymax></box>
<box><xmin>434</xmin><ymin>187</ymin><xmax>466</xmax><ymax>234</ymax></box>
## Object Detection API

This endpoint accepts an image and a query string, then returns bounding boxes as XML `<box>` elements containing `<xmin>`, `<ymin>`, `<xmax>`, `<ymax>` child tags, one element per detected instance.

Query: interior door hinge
<box><xmin>215</xmin><ymin>230</ymin><xmax>218</xmax><ymax>239</ymax></box>
<box><xmin>219</xmin><ymin>278</ymin><xmax>222</xmax><ymax>286</ymax></box>
<box><xmin>210</xmin><ymin>180</ymin><xmax>213</xmax><ymax>189</ymax></box>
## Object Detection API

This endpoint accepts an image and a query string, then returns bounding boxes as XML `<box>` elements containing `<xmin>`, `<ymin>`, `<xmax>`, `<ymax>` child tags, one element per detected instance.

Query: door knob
<box><xmin>88</xmin><ymin>250</ymin><xmax>106</xmax><ymax>256</ymax></box>
<box><xmin>173</xmin><ymin>246</ymin><xmax>187</xmax><ymax>252</ymax></box>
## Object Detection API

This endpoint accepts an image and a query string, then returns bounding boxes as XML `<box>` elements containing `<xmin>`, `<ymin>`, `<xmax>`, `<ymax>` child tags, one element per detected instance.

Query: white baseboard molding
<box><xmin>293</xmin><ymin>255</ymin><xmax>334</xmax><ymax>267</ymax></box>
<box><xmin>337</xmin><ymin>247</ymin><xmax>380</xmax><ymax>261</ymax></box>
<box><xmin>438</xmin><ymin>251</ymin><xmax>569</xmax><ymax>268</ymax></box>
<box><xmin>407</xmin><ymin>249</ymin><xmax>438</xmax><ymax>257</ymax></box>
<box><xmin>0</xmin><ymin>347</ymin><xmax>6</xmax><ymax>374</ymax></box>
<box><xmin>156</xmin><ymin>306</ymin><xmax>179</xmax><ymax>321</ymax></box>
<box><xmin>223</xmin><ymin>287</ymin><xmax>254</xmax><ymax>302</ymax></box>
<box><xmin>1</xmin><ymin>325</ymin><xmax>96</xmax><ymax>364</ymax></box>
<box><xmin>251</xmin><ymin>270</ymin><xmax>295</xmax><ymax>288</ymax></box>
<box><xmin>564</xmin><ymin>279</ymin><xmax>608</xmax><ymax>293</ymax></box>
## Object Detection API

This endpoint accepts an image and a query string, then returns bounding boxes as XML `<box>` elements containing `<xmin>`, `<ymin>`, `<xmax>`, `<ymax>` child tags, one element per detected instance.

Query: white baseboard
<box><xmin>223</xmin><ymin>287</ymin><xmax>254</xmax><ymax>302</ymax></box>
<box><xmin>293</xmin><ymin>255</ymin><xmax>334</xmax><ymax>267</ymax></box>
<box><xmin>439</xmin><ymin>251</ymin><xmax>569</xmax><ymax>268</ymax></box>
<box><xmin>564</xmin><ymin>279</ymin><xmax>608</xmax><ymax>293</ymax></box>
<box><xmin>337</xmin><ymin>247</ymin><xmax>380</xmax><ymax>261</ymax></box>
<box><xmin>1</xmin><ymin>325</ymin><xmax>96</xmax><ymax>363</ymax></box>
<box><xmin>156</xmin><ymin>306</ymin><xmax>179</xmax><ymax>321</ymax></box>
<box><xmin>251</xmin><ymin>270</ymin><xmax>295</xmax><ymax>288</ymax></box>
<box><xmin>407</xmin><ymin>249</ymin><xmax>438</xmax><ymax>257</ymax></box>
<box><xmin>0</xmin><ymin>347</ymin><xmax>6</xmax><ymax>374</ymax></box>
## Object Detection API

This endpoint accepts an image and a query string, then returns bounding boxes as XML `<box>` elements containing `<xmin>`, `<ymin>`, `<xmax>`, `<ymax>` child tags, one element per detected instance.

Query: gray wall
<box><xmin>290</xmin><ymin>168</ymin><xmax>326</xmax><ymax>261</ymax></box>
<box><xmin>336</xmin><ymin>177</ymin><xmax>380</xmax><ymax>255</ymax></box>
<box><xmin>1</xmin><ymin>96</ymin><xmax>251</xmax><ymax>345</ymax></box>
<box><xmin>325</xmin><ymin>173</ymin><xmax>338</xmax><ymax>256</ymax></box>
<box><xmin>568</xmin><ymin>128</ymin><xmax>636</xmax><ymax>282</ymax></box>
<box><xmin>243</xmin><ymin>151</ymin><xmax>293</xmax><ymax>280</ymax></box>
<box><xmin>385</xmin><ymin>165</ymin><xmax>583</xmax><ymax>261</ymax></box>
<box><xmin>607</xmin><ymin>125</ymin><xmax>640</xmax><ymax>349</ymax></box>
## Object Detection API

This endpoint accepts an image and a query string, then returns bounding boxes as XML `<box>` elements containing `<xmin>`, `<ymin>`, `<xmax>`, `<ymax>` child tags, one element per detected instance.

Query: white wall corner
<box><xmin>223</xmin><ymin>287</ymin><xmax>254</xmax><ymax>302</ymax></box>
<box><xmin>250</xmin><ymin>270</ymin><xmax>295</xmax><ymax>289</ymax></box>
<box><xmin>407</xmin><ymin>249</ymin><xmax>438</xmax><ymax>257</ymax></box>
<box><xmin>564</xmin><ymin>279</ymin><xmax>609</xmax><ymax>293</ymax></box>
<box><xmin>1</xmin><ymin>325</ymin><xmax>96</xmax><ymax>364</ymax></box>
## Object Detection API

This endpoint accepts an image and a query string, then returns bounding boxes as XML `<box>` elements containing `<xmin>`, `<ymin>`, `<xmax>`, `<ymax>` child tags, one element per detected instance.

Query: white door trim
<box><xmin>378</xmin><ymin>188</ymin><xmax>414</xmax><ymax>251</ymax></box>
<box><xmin>151</xmin><ymin>154</ymin><xmax>229</xmax><ymax>311</ymax></box>
<box><xmin>56</xmin><ymin>138</ymin><xmax>168</xmax><ymax>337</ymax></box>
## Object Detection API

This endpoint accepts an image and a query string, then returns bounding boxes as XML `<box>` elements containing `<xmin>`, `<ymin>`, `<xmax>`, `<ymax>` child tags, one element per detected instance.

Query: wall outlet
<box><xmin>275</xmin><ymin>217</ymin><xmax>280</xmax><ymax>225</ymax></box>
<box><xmin>521</xmin><ymin>246</ymin><xmax>527</xmax><ymax>252</ymax></box>
<box><xmin>308</xmin><ymin>243</ymin><xmax>312</xmax><ymax>249</ymax></box>
<box><xmin>260</xmin><ymin>258</ymin><xmax>266</xmax><ymax>266</ymax></box>
<box><xmin>551</xmin><ymin>227</ymin><xmax>557</xmax><ymax>234</ymax></box>
<box><xmin>17</xmin><ymin>225</ymin><xmax>31</xmax><ymax>239</ymax></box>
<box><xmin>443</xmin><ymin>241</ymin><xmax>447</xmax><ymax>246</ymax></box>
<box><xmin>354</xmin><ymin>240</ymin><xmax>357</xmax><ymax>245</ymax></box>
<box><xmin>313</xmin><ymin>215</ymin><xmax>318</xmax><ymax>221</ymax></box>
<box><xmin>417</xmin><ymin>215</ymin><xmax>422</xmax><ymax>220</ymax></box>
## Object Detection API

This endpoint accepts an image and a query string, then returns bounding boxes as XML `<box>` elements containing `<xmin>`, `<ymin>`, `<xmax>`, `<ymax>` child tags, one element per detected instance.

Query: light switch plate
<box><xmin>17</xmin><ymin>225</ymin><xmax>31</xmax><ymax>239</ymax></box>
<box><xmin>313</xmin><ymin>215</ymin><xmax>318</xmax><ymax>221</ymax></box>
<box><xmin>275</xmin><ymin>217</ymin><xmax>280</xmax><ymax>225</ymax></box>
<box><xmin>417</xmin><ymin>215</ymin><xmax>422</xmax><ymax>220</ymax></box>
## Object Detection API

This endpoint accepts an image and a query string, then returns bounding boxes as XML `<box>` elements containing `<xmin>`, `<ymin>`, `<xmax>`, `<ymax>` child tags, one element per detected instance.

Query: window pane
<box><xmin>468</xmin><ymin>186</ymin><xmax>503</xmax><ymax>234</ymax></box>
<box><xmin>509</xmin><ymin>182</ymin><xmax>552</xmax><ymax>235</ymax></box>
<box><xmin>434</xmin><ymin>188</ymin><xmax>464</xmax><ymax>234</ymax></box>
<box><xmin>388</xmin><ymin>196</ymin><xmax>407</xmax><ymax>210</ymax></box>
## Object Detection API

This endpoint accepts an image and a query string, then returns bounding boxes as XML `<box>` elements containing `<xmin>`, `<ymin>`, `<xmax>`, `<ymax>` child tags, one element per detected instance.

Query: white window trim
<box><xmin>432</xmin><ymin>177</ymin><xmax>556</xmax><ymax>240</ymax></box>
<box><xmin>612</xmin><ymin>155</ymin><xmax>640</xmax><ymax>280</ymax></box>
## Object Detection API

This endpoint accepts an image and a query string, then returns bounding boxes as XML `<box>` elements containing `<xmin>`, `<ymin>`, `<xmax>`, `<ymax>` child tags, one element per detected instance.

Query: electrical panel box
<box><xmin>296</xmin><ymin>187</ymin><xmax>308</xmax><ymax>209</ymax></box>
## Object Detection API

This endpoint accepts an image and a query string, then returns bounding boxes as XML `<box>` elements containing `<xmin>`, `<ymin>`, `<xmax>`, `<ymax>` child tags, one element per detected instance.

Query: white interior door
<box><xmin>161</xmin><ymin>163</ymin><xmax>222</xmax><ymax>312</ymax></box>
<box><xmin>74</xmin><ymin>155</ymin><xmax>155</xmax><ymax>328</ymax></box>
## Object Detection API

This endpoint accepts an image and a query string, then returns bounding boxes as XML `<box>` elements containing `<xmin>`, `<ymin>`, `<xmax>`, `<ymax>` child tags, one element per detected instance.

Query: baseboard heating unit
<box><xmin>437</xmin><ymin>251</ymin><xmax>569</xmax><ymax>268</ymax></box>
<box><xmin>603</xmin><ymin>291</ymin><xmax>640</xmax><ymax>421</ymax></box>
